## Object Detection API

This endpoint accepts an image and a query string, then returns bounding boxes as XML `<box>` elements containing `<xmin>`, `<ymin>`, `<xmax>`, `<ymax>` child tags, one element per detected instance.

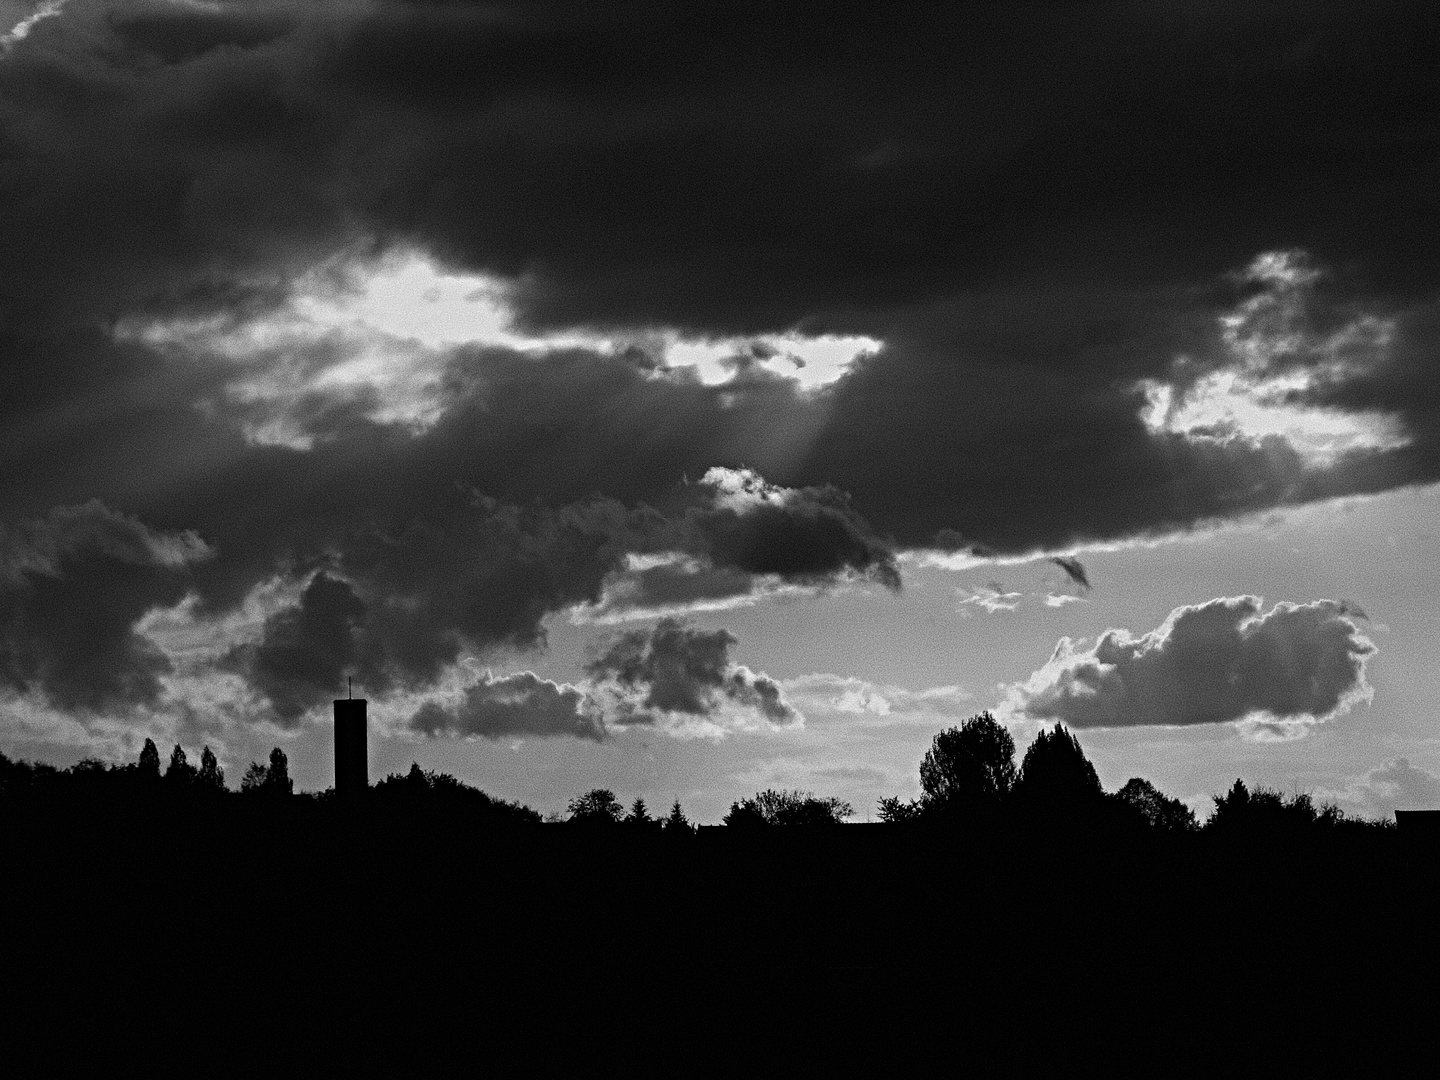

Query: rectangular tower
<box><xmin>334</xmin><ymin>698</ymin><xmax>368</xmax><ymax>796</ymax></box>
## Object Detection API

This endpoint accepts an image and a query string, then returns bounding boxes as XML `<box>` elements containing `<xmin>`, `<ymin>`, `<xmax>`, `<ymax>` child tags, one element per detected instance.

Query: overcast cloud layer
<box><xmin>0</xmin><ymin>1</ymin><xmax>1436</xmax><ymax>727</ymax></box>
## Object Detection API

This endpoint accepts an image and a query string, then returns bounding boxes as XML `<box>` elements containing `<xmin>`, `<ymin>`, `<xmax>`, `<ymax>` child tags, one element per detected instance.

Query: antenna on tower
<box><xmin>348</xmin><ymin>676</ymin><xmax>352</xmax><ymax>700</ymax></box>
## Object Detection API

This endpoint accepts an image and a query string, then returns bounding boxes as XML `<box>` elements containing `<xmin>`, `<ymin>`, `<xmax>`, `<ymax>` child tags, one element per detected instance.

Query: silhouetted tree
<box><xmin>1206</xmin><ymin>779</ymin><xmax>1354</xmax><ymax>839</ymax></box>
<box><xmin>624</xmin><ymin>796</ymin><xmax>661</xmax><ymax>831</ymax></box>
<box><xmin>165</xmin><ymin>745</ymin><xmax>198</xmax><ymax>788</ymax></box>
<box><xmin>919</xmin><ymin>712</ymin><xmax>1017</xmax><ymax>815</ymax></box>
<box><xmin>240</xmin><ymin>762</ymin><xmax>268</xmax><ymax>794</ymax></box>
<box><xmin>663</xmin><ymin>798</ymin><xmax>695</xmax><ymax>836</ymax></box>
<box><xmin>370</xmin><ymin>765</ymin><xmax>543</xmax><ymax>824</ymax></box>
<box><xmin>137</xmin><ymin>738</ymin><xmax>161</xmax><ymax>781</ymax></box>
<box><xmin>1013</xmin><ymin>724</ymin><xmax>1102</xmax><ymax>813</ymax></box>
<box><xmin>70</xmin><ymin>758</ymin><xmax>111</xmax><ymax>792</ymax></box>
<box><xmin>724</xmin><ymin>789</ymin><xmax>852</xmax><ymax>826</ymax></box>
<box><xmin>0</xmin><ymin>752</ymin><xmax>56</xmax><ymax>798</ymax></box>
<box><xmin>877</xmin><ymin>795</ymin><xmax>923</xmax><ymax>823</ymax></box>
<box><xmin>240</xmin><ymin>747</ymin><xmax>293</xmax><ymax>796</ymax></box>
<box><xmin>1114</xmin><ymin>777</ymin><xmax>1197</xmax><ymax>834</ymax></box>
<box><xmin>265</xmin><ymin>747</ymin><xmax>293</xmax><ymax>795</ymax></box>
<box><xmin>197</xmin><ymin>746</ymin><xmax>225</xmax><ymax>792</ymax></box>
<box><xmin>722</xmin><ymin>799</ymin><xmax>769</xmax><ymax>827</ymax></box>
<box><xmin>568</xmin><ymin>788</ymin><xmax>625</xmax><ymax>825</ymax></box>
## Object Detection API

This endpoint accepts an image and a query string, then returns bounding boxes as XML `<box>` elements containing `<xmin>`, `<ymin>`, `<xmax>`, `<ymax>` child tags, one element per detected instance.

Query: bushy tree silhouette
<box><xmin>240</xmin><ymin>762</ymin><xmax>266</xmax><ymax>793</ymax></box>
<box><xmin>568</xmin><ymin>788</ymin><xmax>625</xmax><ymax>825</ymax></box>
<box><xmin>0</xmin><ymin>752</ymin><xmax>59</xmax><ymax>799</ymax></box>
<box><xmin>1206</xmin><ymin>779</ymin><xmax>1354</xmax><ymax>840</ymax></box>
<box><xmin>919</xmin><ymin>712</ymin><xmax>1017</xmax><ymax>815</ymax></box>
<box><xmin>724</xmin><ymin>789</ymin><xmax>853</xmax><ymax>826</ymax></box>
<box><xmin>241</xmin><ymin>748</ymin><xmax>293</xmax><ymax>796</ymax></box>
<box><xmin>876</xmin><ymin>795</ymin><xmax>923</xmax><ymax>823</ymax></box>
<box><xmin>722</xmin><ymin>798</ymin><xmax>768</xmax><ymax>828</ymax></box>
<box><xmin>1013</xmin><ymin>725</ymin><xmax>1102</xmax><ymax>813</ymax></box>
<box><xmin>370</xmin><ymin>763</ymin><xmax>543</xmax><ymax>823</ymax></box>
<box><xmin>1114</xmin><ymin>777</ymin><xmax>1197</xmax><ymax>834</ymax></box>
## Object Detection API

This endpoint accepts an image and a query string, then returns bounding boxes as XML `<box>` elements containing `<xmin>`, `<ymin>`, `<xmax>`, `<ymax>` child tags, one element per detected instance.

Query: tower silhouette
<box><xmin>334</xmin><ymin>695</ymin><xmax>368</xmax><ymax>796</ymax></box>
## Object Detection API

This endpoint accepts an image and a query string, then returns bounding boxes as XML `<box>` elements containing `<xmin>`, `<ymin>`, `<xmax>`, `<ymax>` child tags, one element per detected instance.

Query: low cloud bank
<box><xmin>1009</xmin><ymin>596</ymin><xmax>1375</xmax><ymax>730</ymax></box>
<box><xmin>1325</xmin><ymin>758</ymin><xmax>1440</xmax><ymax>819</ymax></box>
<box><xmin>407</xmin><ymin>618</ymin><xmax>798</xmax><ymax>742</ymax></box>
<box><xmin>409</xmin><ymin>671</ymin><xmax>603</xmax><ymax>743</ymax></box>
<box><xmin>783</xmin><ymin>673</ymin><xmax>971</xmax><ymax>725</ymax></box>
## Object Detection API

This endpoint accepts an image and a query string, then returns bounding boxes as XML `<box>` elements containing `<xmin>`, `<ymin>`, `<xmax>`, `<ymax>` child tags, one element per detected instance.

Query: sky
<box><xmin>1</xmin><ymin>0</ymin><xmax>1438</xmax><ymax>822</ymax></box>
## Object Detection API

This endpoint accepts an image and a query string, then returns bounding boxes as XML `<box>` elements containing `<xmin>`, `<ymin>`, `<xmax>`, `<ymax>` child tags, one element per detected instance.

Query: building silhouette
<box><xmin>334</xmin><ymin>697</ymin><xmax>368</xmax><ymax>795</ymax></box>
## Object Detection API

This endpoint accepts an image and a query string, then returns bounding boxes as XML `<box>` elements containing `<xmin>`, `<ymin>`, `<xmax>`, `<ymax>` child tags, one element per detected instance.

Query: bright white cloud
<box><xmin>323</xmin><ymin>251</ymin><xmax>878</xmax><ymax>387</ymax></box>
<box><xmin>698</xmin><ymin>466</ymin><xmax>793</xmax><ymax>512</ymax></box>
<box><xmin>956</xmin><ymin>584</ymin><xmax>1022</xmax><ymax>614</ymax></box>
<box><xmin>666</xmin><ymin>332</ymin><xmax>880</xmax><ymax>390</ymax></box>
<box><xmin>569</xmin><ymin>552</ymin><xmax>811</xmax><ymax>625</ymax></box>
<box><xmin>1137</xmin><ymin>250</ymin><xmax>1408</xmax><ymax>466</ymax></box>
<box><xmin>114</xmin><ymin>250</ymin><xmax>882</xmax><ymax>446</ymax></box>
<box><xmin>0</xmin><ymin>0</ymin><xmax>66</xmax><ymax>54</ymax></box>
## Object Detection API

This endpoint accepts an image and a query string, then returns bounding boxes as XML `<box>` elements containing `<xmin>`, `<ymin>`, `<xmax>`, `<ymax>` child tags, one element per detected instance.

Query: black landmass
<box><xmin>3</xmin><ymin>718</ymin><xmax>1432</xmax><ymax>1022</ymax></box>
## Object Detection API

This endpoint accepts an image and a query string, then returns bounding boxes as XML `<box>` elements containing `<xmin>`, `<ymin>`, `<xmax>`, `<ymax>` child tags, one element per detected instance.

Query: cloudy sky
<box><xmin>2</xmin><ymin>0</ymin><xmax>1438</xmax><ymax>821</ymax></box>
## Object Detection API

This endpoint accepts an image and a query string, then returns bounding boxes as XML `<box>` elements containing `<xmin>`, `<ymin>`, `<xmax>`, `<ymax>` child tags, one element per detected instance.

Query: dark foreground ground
<box><xmin>4</xmin><ymin>804</ymin><xmax>1437</xmax><ymax>1061</ymax></box>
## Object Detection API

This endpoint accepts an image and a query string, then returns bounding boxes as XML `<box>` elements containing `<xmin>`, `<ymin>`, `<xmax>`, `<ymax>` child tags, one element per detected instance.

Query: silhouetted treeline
<box><xmin>0</xmin><ymin>738</ymin><xmax>230</xmax><ymax>804</ymax></box>
<box><xmin>370</xmin><ymin>761</ymin><xmax>543</xmax><ymax>825</ymax></box>
<box><xmin>563</xmin><ymin>789</ymin><xmax>696</xmax><ymax>834</ymax></box>
<box><xmin>0</xmin><ymin>725</ymin><xmax>1432</xmax><ymax>1016</ymax></box>
<box><xmin>0</xmin><ymin>720</ymin><xmax>1403</xmax><ymax>849</ymax></box>
<box><xmin>874</xmin><ymin>712</ymin><xmax>1395</xmax><ymax>847</ymax></box>
<box><xmin>722</xmin><ymin>789</ymin><xmax>853</xmax><ymax>827</ymax></box>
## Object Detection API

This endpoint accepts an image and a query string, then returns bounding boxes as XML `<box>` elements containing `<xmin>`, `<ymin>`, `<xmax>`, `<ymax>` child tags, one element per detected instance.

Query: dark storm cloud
<box><xmin>0</xmin><ymin>501</ymin><xmax>209</xmax><ymax>712</ymax></box>
<box><xmin>0</xmin><ymin>2</ymin><xmax>1438</xmax><ymax>717</ymax></box>
<box><xmin>222</xmin><ymin>571</ymin><xmax>372</xmax><ymax>725</ymax></box>
<box><xmin>408</xmin><ymin>671</ymin><xmax>603</xmax><ymax>742</ymax></box>
<box><xmin>577</xmin><ymin>559</ymin><xmax>759</xmax><ymax>622</ymax></box>
<box><xmin>586</xmin><ymin>618</ymin><xmax>797</xmax><ymax>726</ymax></box>
<box><xmin>1013</xmin><ymin>597</ymin><xmax>1376</xmax><ymax>729</ymax></box>
<box><xmin>330</xmin><ymin>2</ymin><xmax>1440</xmax><ymax>331</ymax></box>
<box><xmin>109</xmin><ymin>5</ymin><xmax>296</xmax><ymax>65</ymax></box>
<box><xmin>686</xmin><ymin>469</ymin><xmax>899</xmax><ymax>589</ymax></box>
<box><xmin>612</xmin><ymin>562</ymin><xmax>757</xmax><ymax>611</ymax></box>
<box><xmin>202</xmin><ymin>484</ymin><xmax>667</xmax><ymax>719</ymax></box>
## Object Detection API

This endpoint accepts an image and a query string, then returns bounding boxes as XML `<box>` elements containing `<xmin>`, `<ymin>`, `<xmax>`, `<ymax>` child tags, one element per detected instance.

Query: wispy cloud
<box><xmin>1</xmin><ymin>1</ymin><xmax>66</xmax><ymax>55</ymax></box>
<box><xmin>784</xmin><ymin>673</ymin><xmax>971</xmax><ymax>726</ymax></box>
<box><xmin>956</xmin><ymin>583</ymin><xmax>1023</xmax><ymax>614</ymax></box>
